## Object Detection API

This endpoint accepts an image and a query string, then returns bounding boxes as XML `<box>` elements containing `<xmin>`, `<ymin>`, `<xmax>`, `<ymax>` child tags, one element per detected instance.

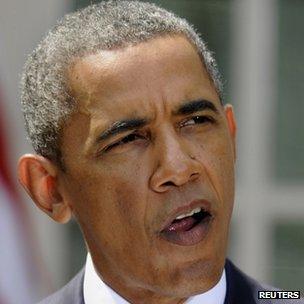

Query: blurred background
<box><xmin>0</xmin><ymin>0</ymin><xmax>303</xmax><ymax>302</ymax></box>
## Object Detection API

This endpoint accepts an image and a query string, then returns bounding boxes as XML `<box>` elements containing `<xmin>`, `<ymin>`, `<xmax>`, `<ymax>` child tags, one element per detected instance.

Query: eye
<box><xmin>180</xmin><ymin>115</ymin><xmax>215</xmax><ymax>127</ymax></box>
<box><xmin>104</xmin><ymin>133</ymin><xmax>145</xmax><ymax>152</ymax></box>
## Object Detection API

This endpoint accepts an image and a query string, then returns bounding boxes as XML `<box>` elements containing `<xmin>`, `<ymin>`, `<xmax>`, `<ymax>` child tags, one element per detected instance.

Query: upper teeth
<box><xmin>175</xmin><ymin>207</ymin><xmax>201</xmax><ymax>220</ymax></box>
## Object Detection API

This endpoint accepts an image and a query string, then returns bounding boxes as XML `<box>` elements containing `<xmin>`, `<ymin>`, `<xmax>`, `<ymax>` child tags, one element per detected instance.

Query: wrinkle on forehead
<box><xmin>65</xmin><ymin>35</ymin><xmax>221</xmax><ymax>158</ymax></box>
<box><xmin>66</xmin><ymin>35</ymin><xmax>214</xmax><ymax>115</ymax></box>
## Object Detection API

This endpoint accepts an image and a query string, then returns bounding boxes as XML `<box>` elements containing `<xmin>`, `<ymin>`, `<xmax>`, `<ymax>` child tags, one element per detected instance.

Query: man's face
<box><xmin>61</xmin><ymin>35</ymin><xmax>236</xmax><ymax>301</ymax></box>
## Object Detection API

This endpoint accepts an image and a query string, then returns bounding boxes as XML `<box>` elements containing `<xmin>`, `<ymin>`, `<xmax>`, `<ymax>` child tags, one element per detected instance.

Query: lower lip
<box><xmin>160</xmin><ymin>216</ymin><xmax>213</xmax><ymax>246</ymax></box>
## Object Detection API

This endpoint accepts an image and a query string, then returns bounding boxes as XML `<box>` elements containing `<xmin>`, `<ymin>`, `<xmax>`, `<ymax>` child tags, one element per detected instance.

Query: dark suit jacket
<box><xmin>38</xmin><ymin>260</ymin><xmax>304</xmax><ymax>304</ymax></box>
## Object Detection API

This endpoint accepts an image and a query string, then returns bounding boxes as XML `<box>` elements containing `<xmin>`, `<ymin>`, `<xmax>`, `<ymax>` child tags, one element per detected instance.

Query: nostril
<box><xmin>163</xmin><ymin>181</ymin><xmax>175</xmax><ymax>187</ymax></box>
<box><xmin>190</xmin><ymin>172</ymin><xmax>199</xmax><ymax>180</ymax></box>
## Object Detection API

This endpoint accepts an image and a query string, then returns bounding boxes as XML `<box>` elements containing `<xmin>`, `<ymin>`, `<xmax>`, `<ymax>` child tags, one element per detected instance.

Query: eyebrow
<box><xmin>173</xmin><ymin>99</ymin><xmax>219</xmax><ymax>116</ymax></box>
<box><xmin>96</xmin><ymin>118</ymin><xmax>149</xmax><ymax>143</ymax></box>
<box><xmin>95</xmin><ymin>99</ymin><xmax>218</xmax><ymax>144</ymax></box>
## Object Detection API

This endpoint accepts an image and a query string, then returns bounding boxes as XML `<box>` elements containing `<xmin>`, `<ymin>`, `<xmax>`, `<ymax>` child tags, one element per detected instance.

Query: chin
<box><xmin>151</xmin><ymin>257</ymin><xmax>224</xmax><ymax>298</ymax></box>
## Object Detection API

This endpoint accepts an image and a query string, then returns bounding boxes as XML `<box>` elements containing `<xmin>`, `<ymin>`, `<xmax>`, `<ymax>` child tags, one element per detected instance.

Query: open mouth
<box><xmin>169</xmin><ymin>208</ymin><xmax>211</xmax><ymax>231</ymax></box>
<box><xmin>160</xmin><ymin>205</ymin><xmax>213</xmax><ymax>246</ymax></box>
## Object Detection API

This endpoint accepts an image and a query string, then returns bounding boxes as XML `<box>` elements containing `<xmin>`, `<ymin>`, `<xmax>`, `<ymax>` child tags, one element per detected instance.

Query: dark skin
<box><xmin>18</xmin><ymin>35</ymin><xmax>236</xmax><ymax>303</ymax></box>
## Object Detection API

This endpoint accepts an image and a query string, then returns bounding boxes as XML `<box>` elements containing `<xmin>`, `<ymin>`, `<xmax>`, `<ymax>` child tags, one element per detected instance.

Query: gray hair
<box><xmin>20</xmin><ymin>0</ymin><xmax>223</xmax><ymax>165</ymax></box>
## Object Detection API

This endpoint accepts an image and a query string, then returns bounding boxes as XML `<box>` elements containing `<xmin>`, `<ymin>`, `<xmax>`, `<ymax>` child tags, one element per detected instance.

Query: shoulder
<box><xmin>37</xmin><ymin>268</ymin><xmax>85</xmax><ymax>304</ymax></box>
<box><xmin>225</xmin><ymin>259</ymin><xmax>304</xmax><ymax>304</ymax></box>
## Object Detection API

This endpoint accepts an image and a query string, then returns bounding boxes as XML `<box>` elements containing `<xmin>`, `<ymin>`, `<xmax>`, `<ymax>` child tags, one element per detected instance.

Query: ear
<box><xmin>18</xmin><ymin>154</ymin><xmax>72</xmax><ymax>223</ymax></box>
<box><xmin>224</xmin><ymin>104</ymin><xmax>237</xmax><ymax>161</ymax></box>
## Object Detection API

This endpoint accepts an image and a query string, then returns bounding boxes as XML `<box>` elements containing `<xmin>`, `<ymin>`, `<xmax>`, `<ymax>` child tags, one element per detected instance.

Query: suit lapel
<box><xmin>224</xmin><ymin>260</ymin><xmax>258</xmax><ymax>304</ymax></box>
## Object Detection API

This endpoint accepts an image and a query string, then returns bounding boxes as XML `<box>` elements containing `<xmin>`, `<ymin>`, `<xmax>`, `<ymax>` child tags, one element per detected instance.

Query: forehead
<box><xmin>67</xmin><ymin>35</ymin><xmax>219</xmax><ymax>117</ymax></box>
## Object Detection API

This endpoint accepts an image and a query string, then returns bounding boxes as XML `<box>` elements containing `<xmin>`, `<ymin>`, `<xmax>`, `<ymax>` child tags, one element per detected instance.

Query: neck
<box><xmin>87</xmin><ymin>248</ymin><xmax>225</xmax><ymax>304</ymax></box>
<box><xmin>96</xmin><ymin>264</ymin><xmax>188</xmax><ymax>303</ymax></box>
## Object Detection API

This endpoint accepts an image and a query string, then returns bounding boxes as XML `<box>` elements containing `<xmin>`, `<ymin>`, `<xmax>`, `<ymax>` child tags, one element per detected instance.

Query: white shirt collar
<box><xmin>84</xmin><ymin>253</ymin><xmax>226</xmax><ymax>304</ymax></box>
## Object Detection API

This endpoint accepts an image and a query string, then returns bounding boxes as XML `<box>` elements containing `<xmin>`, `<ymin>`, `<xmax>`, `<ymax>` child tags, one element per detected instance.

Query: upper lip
<box><xmin>160</xmin><ymin>199</ymin><xmax>213</xmax><ymax>232</ymax></box>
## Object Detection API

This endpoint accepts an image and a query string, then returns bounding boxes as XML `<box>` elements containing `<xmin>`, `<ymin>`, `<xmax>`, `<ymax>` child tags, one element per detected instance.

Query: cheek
<box><xmin>195</xmin><ymin>131</ymin><xmax>235</xmax><ymax>204</ymax></box>
<box><xmin>68</xmin><ymin>161</ymin><xmax>148</xmax><ymax>237</ymax></box>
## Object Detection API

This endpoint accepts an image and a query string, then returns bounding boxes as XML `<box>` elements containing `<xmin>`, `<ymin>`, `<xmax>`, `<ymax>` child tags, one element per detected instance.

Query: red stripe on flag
<box><xmin>0</xmin><ymin>92</ymin><xmax>15</xmax><ymax>194</ymax></box>
<box><xmin>0</xmin><ymin>88</ymin><xmax>29</xmax><ymax>222</ymax></box>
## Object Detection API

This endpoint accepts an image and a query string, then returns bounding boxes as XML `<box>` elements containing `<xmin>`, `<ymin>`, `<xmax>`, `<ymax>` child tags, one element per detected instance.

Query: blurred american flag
<box><xmin>0</xmin><ymin>88</ymin><xmax>46</xmax><ymax>304</ymax></box>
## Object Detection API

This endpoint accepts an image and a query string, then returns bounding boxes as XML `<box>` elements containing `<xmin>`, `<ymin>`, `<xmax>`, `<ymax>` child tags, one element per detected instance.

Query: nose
<box><xmin>149</xmin><ymin>131</ymin><xmax>202</xmax><ymax>193</ymax></box>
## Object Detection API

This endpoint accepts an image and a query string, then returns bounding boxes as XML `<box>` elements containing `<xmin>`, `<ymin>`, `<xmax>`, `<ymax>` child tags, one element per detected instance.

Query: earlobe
<box><xmin>18</xmin><ymin>154</ymin><xmax>72</xmax><ymax>223</ymax></box>
<box><xmin>224</xmin><ymin>104</ymin><xmax>237</xmax><ymax>160</ymax></box>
